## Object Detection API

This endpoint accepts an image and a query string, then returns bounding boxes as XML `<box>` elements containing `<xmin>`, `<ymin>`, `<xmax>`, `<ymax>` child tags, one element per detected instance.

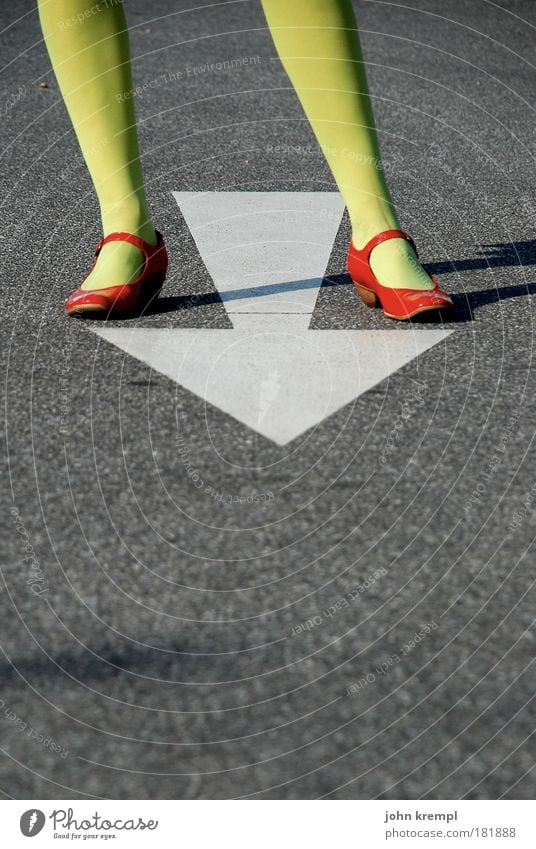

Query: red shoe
<box><xmin>65</xmin><ymin>230</ymin><xmax>168</xmax><ymax>318</ymax></box>
<box><xmin>347</xmin><ymin>229</ymin><xmax>453</xmax><ymax>321</ymax></box>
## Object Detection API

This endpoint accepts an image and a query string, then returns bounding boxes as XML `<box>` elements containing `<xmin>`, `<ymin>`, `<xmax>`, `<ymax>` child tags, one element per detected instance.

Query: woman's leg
<box><xmin>260</xmin><ymin>0</ymin><xmax>433</xmax><ymax>290</ymax></box>
<box><xmin>38</xmin><ymin>0</ymin><xmax>156</xmax><ymax>291</ymax></box>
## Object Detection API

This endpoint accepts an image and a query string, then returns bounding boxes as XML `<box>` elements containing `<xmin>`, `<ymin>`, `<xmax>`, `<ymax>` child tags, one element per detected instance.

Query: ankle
<box><xmin>101</xmin><ymin>200</ymin><xmax>157</xmax><ymax>245</ymax></box>
<box><xmin>350</xmin><ymin>189</ymin><xmax>404</xmax><ymax>244</ymax></box>
<box><xmin>351</xmin><ymin>220</ymin><xmax>402</xmax><ymax>251</ymax></box>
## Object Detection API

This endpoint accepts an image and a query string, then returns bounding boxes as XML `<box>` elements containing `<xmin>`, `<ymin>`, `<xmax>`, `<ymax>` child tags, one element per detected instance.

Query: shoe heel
<box><xmin>354</xmin><ymin>281</ymin><xmax>379</xmax><ymax>308</ymax></box>
<box><xmin>140</xmin><ymin>273</ymin><xmax>165</xmax><ymax>304</ymax></box>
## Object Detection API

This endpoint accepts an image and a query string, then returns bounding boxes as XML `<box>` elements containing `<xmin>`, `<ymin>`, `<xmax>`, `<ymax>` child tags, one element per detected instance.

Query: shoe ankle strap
<box><xmin>95</xmin><ymin>230</ymin><xmax>162</xmax><ymax>256</ymax></box>
<box><xmin>360</xmin><ymin>229</ymin><xmax>418</xmax><ymax>260</ymax></box>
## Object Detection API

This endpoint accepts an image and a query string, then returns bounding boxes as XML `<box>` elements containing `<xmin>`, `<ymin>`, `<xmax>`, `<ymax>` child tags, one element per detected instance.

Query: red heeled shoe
<box><xmin>347</xmin><ymin>229</ymin><xmax>453</xmax><ymax>321</ymax></box>
<box><xmin>65</xmin><ymin>230</ymin><xmax>168</xmax><ymax>317</ymax></box>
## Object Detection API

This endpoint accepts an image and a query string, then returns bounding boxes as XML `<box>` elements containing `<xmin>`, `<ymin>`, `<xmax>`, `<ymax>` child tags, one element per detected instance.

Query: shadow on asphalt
<box><xmin>145</xmin><ymin>287</ymin><xmax>536</xmax><ymax>326</ymax></box>
<box><xmin>427</xmin><ymin>239</ymin><xmax>536</xmax><ymax>275</ymax></box>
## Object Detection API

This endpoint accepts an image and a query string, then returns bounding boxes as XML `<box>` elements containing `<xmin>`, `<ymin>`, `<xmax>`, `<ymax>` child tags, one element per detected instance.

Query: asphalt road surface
<box><xmin>1</xmin><ymin>0</ymin><xmax>536</xmax><ymax>799</ymax></box>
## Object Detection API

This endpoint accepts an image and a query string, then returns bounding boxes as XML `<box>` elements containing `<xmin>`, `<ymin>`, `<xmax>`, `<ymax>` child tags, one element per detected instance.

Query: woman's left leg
<box><xmin>260</xmin><ymin>0</ymin><xmax>435</xmax><ymax>292</ymax></box>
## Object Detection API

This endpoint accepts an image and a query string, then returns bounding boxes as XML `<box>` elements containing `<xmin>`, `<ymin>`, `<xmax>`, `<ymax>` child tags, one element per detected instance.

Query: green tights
<box><xmin>39</xmin><ymin>0</ymin><xmax>433</xmax><ymax>292</ymax></box>
<box><xmin>261</xmin><ymin>0</ymin><xmax>433</xmax><ymax>290</ymax></box>
<box><xmin>38</xmin><ymin>0</ymin><xmax>155</xmax><ymax>291</ymax></box>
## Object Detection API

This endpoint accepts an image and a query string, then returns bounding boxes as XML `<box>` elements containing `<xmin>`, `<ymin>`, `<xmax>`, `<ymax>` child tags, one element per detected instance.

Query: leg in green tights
<box><xmin>260</xmin><ymin>0</ymin><xmax>434</xmax><ymax>291</ymax></box>
<box><xmin>38</xmin><ymin>0</ymin><xmax>156</xmax><ymax>291</ymax></box>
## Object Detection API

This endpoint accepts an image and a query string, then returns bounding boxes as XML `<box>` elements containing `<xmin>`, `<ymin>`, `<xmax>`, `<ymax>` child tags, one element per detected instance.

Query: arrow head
<box><xmin>95</xmin><ymin>320</ymin><xmax>451</xmax><ymax>445</ymax></box>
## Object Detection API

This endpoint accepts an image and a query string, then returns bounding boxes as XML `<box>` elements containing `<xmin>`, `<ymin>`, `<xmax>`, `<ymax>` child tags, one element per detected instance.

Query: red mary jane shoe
<box><xmin>347</xmin><ymin>229</ymin><xmax>453</xmax><ymax>321</ymax></box>
<box><xmin>65</xmin><ymin>230</ymin><xmax>168</xmax><ymax>318</ymax></box>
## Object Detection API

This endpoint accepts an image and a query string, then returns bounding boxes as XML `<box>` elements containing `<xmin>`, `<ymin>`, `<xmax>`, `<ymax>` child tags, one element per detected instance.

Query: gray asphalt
<box><xmin>1</xmin><ymin>0</ymin><xmax>536</xmax><ymax>799</ymax></box>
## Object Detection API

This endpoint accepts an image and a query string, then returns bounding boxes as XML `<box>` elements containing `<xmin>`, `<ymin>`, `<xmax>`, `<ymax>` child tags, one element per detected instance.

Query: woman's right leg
<box><xmin>38</xmin><ymin>0</ymin><xmax>156</xmax><ymax>291</ymax></box>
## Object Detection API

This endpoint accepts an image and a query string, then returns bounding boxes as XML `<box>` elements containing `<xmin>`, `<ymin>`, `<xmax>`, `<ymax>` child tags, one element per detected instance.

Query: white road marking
<box><xmin>94</xmin><ymin>192</ymin><xmax>453</xmax><ymax>445</ymax></box>
<box><xmin>171</xmin><ymin>191</ymin><xmax>345</xmax><ymax>320</ymax></box>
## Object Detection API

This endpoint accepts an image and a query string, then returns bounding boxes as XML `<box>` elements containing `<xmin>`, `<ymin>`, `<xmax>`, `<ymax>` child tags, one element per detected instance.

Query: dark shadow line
<box><xmin>427</xmin><ymin>240</ymin><xmax>536</xmax><ymax>275</ymax></box>
<box><xmin>0</xmin><ymin>641</ymin><xmax>281</xmax><ymax>687</ymax></box>
<box><xmin>146</xmin><ymin>276</ymin><xmax>338</xmax><ymax>315</ymax></box>
<box><xmin>145</xmin><ymin>238</ymin><xmax>536</xmax><ymax>318</ymax></box>
<box><xmin>220</xmin><ymin>276</ymin><xmax>323</xmax><ymax>300</ymax></box>
<box><xmin>147</xmin><ymin>277</ymin><xmax>536</xmax><ymax>321</ymax></box>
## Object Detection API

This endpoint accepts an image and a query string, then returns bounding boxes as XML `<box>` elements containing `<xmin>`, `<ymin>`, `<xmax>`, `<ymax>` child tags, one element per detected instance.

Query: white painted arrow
<box><xmin>94</xmin><ymin>192</ymin><xmax>452</xmax><ymax>445</ymax></box>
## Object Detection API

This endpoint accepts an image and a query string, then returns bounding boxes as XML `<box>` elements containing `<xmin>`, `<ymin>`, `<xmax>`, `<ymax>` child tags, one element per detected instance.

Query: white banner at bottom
<box><xmin>3</xmin><ymin>800</ymin><xmax>535</xmax><ymax>848</ymax></box>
